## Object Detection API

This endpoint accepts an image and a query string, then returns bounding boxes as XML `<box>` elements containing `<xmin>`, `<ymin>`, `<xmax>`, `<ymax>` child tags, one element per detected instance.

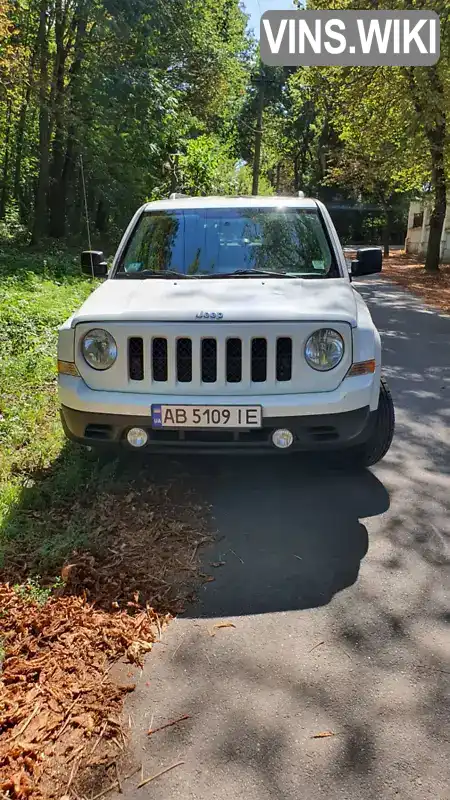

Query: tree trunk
<box><xmin>48</xmin><ymin>0</ymin><xmax>68</xmax><ymax>238</ymax></box>
<box><xmin>382</xmin><ymin>225</ymin><xmax>390</xmax><ymax>258</ymax></box>
<box><xmin>381</xmin><ymin>203</ymin><xmax>392</xmax><ymax>258</ymax></box>
<box><xmin>0</xmin><ymin>100</ymin><xmax>12</xmax><ymax>219</ymax></box>
<box><xmin>95</xmin><ymin>197</ymin><xmax>108</xmax><ymax>232</ymax></box>
<box><xmin>317</xmin><ymin>115</ymin><xmax>330</xmax><ymax>184</ymax></box>
<box><xmin>293</xmin><ymin>154</ymin><xmax>300</xmax><ymax>193</ymax></box>
<box><xmin>425</xmin><ymin>66</ymin><xmax>447</xmax><ymax>272</ymax></box>
<box><xmin>275</xmin><ymin>162</ymin><xmax>281</xmax><ymax>194</ymax></box>
<box><xmin>14</xmin><ymin>39</ymin><xmax>39</xmax><ymax>221</ymax></box>
<box><xmin>407</xmin><ymin>66</ymin><xmax>447</xmax><ymax>273</ymax></box>
<box><xmin>58</xmin><ymin>1</ymin><xmax>88</xmax><ymax>237</ymax></box>
<box><xmin>31</xmin><ymin>0</ymin><xmax>50</xmax><ymax>244</ymax></box>
<box><xmin>15</xmin><ymin>100</ymin><xmax>31</xmax><ymax>218</ymax></box>
<box><xmin>425</xmin><ymin>192</ymin><xmax>446</xmax><ymax>273</ymax></box>
<box><xmin>252</xmin><ymin>80</ymin><xmax>265</xmax><ymax>196</ymax></box>
<box><xmin>168</xmin><ymin>153</ymin><xmax>180</xmax><ymax>193</ymax></box>
<box><xmin>425</xmin><ymin>122</ymin><xmax>446</xmax><ymax>273</ymax></box>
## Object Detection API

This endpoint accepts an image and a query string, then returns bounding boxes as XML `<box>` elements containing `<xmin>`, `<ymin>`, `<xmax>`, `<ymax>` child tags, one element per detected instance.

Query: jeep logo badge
<box><xmin>196</xmin><ymin>312</ymin><xmax>224</xmax><ymax>320</ymax></box>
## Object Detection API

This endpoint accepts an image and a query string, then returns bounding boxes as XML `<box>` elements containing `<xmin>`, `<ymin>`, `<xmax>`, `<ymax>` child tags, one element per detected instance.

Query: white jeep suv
<box><xmin>57</xmin><ymin>196</ymin><xmax>395</xmax><ymax>466</ymax></box>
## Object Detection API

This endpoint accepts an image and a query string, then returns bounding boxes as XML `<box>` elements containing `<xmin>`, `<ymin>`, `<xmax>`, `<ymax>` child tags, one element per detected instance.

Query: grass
<box><xmin>0</xmin><ymin>243</ymin><xmax>211</xmax><ymax>604</ymax></box>
<box><xmin>0</xmin><ymin>245</ymin><xmax>113</xmax><ymax>577</ymax></box>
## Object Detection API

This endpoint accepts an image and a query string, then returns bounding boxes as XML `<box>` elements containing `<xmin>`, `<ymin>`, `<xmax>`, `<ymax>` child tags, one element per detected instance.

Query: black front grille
<box><xmin>276</xmin><ymin>337</ymin><xmax>292</xmax><ymax>382</ymax></box>
<box><xmin>226</xmin><ymin>338</ymin><xmax>242</xmax><ymax>383</ymax></box>
<box><xmin>129</xmin><ymin>337</ymin><xmax>144</xmax><ymax>381</ymax></box>
<box><xmin>202</xmin><ymin>338</ymin><xmax>217</xmax><ymax>383</ymax></box>
<box><xmin>177</xmin><ymin>338</ymin><xmax>192</xmax><ymax>382</ymax></box>
<box><xmin>152</xmin><ymin>338</ymin><xmax>168</xmax><ymax>382</ymax></box>
<box><xmin>133</xmin><ymin>335</ymin><xmax>292</xmax><ymax>384</ymax></box>
<box><xmin>251</xmin><ymin>338</ymin><xmax>267</xmax><ymax>383</ymax></box>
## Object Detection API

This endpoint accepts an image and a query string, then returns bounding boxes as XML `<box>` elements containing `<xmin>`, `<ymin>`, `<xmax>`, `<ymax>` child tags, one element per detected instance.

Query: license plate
<box><xmin>151</xmin><ymin>405</ymin><xmax>262</xmax><ymax>429</ymax></box>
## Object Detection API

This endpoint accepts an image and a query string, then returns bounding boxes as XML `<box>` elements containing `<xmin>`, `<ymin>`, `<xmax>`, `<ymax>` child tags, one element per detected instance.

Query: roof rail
<box><xmin>169</xmin><ymin>192</ymin><xmax>189</xmax><ymax>200</ymax></box>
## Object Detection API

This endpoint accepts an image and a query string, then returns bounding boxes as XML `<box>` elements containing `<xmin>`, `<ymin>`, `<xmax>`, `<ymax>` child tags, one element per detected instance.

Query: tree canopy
<box><xmin>0</xmin><ymin>0</ymin><xmax>449</xmax><ymax>268</ymax></box>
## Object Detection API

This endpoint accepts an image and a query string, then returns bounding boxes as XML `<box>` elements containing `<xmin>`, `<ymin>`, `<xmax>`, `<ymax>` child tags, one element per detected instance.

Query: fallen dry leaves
<box><xmin>39</xmin><ymin>483</ymin><xmax>210</xmax><ymax>614</ymax></box>
<box><xmin>381</xmin><ymin>253</ymin><xmax>450</xmax><ymax>314</ymax></box>
<box><xmin>0</xmin><ymin>585</ymin><xmax>163</xmax><ymax>798</ymax></box>
<box><xmin>0</xmin><ymin>478</ymin><xmax>212</xmax><ymax>798</ymax></box>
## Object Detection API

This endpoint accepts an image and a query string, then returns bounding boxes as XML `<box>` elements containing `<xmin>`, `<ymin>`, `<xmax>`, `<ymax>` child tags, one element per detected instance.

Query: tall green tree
<box><xmin>307</xmin><ymin>0</ymin><xmax>450</xmax><ymax>270</ymax></box>
<box><xmin>0</xmin><ymin>0</ymin><xmax>252</xmax><ymax>243</ymax></box>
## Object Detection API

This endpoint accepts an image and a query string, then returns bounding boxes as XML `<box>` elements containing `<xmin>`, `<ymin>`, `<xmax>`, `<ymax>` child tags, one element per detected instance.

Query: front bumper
<box><xmin>59</xmin><ymin>370</ymin><xmax>381</xmax><ymax>417</ymax></box>
<box><xmin>59</xmin><ymin>371</ymin><xmax>380</xmax><ymax>453</ymax></box>
<box><xmin>61</xmin><ymin>405</ymin><xmax>376</xmax><ymax>453</ymax></box>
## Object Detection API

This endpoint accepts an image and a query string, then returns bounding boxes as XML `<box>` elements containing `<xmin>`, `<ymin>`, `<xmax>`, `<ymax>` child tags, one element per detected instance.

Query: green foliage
<box><xmin>302</xmin><ymin>0</ymin><xmax>449</xmax><ymax>266</ymax></box>
<box><xmin>0</xmin><ymin>248</ymin><xmax>147</xmax><ymax>580</ymax></box>
<box><xmin>178</xmin><ymin>135</ymin><xmax>237</xmax><ymax>195</ymax></box>
<box><xmin>321</xmin><ymin>67</ymin><xmax>429</xmax><ymax>199</ymax></box>
<box><xmin>0</xmin><ymin>205</ymin><xmax>28</xmax><ymax>244</ymax></box>
<box><xmin>0</xmin><ymin>0</ymin><xmax>252</xmax><ymax>241</ymax></box>
<box><xmin>233</xmin><ymin>164</ymin><xmax>274</xmax><ymax>196</ymax></box>
<box><xmin>13</xmin><ymin>576</ymin><xmax>63</xmax><ymax>606</ymax></box>
<box><xmin>174</xmin><ymin>133</ymin><xmax>274</xmax><ymax>196</ymax></box>
<box><xmin>0</xmin><ymin>250</ymin><xmax>97</xmax><ymax>566</ymax></box>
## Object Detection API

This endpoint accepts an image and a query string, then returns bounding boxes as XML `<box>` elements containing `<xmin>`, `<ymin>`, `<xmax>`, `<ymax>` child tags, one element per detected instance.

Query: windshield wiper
<box><xmin>209</xmin><ymin>269</ymin><xmax>286</xmax><ymax>278</ymax></box>
<box><xmin>117</xmin><ymin>269</ymin><xmax>192</xmax><ymax>279</ymax></box>
<box><xmin>207</xmin><ymin>269</ymin><xmax>325</xmax><ymax>279</ymax></box>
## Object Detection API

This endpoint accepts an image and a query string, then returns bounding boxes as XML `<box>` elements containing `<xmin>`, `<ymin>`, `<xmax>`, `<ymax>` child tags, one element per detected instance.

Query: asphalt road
<box><xmin>116</xmin><ymin>279</ymin><xmax>450</xmax><ymax>800</ymax></box>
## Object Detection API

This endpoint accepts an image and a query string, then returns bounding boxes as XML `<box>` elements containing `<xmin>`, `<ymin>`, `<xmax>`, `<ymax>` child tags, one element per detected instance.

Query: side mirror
<box><xmin>81</xmin><ymin>251</ymin><xmax>108</xmax><ymax>277</ymax></box>
<box><xmin>351</xmin><ymin>247</ymin><xmax>383</xmax><ymax>278</ymax></box>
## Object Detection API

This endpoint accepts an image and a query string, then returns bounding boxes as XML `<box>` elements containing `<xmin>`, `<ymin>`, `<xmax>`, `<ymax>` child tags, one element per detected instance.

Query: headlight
<box><xmin>305</xmin><ymin>329</ymin><xmax>344</xmax><ymax>371</ymax></box>
<box><xmin>82</xmin><ymin>329</ymin><xmax>117</xmax><ymax>370</ymax></box>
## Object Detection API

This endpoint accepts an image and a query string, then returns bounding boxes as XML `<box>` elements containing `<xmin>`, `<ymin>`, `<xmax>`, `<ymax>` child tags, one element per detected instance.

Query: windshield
<box><xmin>115</xmin><ymin>207</ymin><xmax>338</xmax><ymax>278</ymax></box>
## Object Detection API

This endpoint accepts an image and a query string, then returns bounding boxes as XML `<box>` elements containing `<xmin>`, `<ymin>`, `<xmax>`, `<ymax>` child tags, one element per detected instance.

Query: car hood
<box><xmin>72</xmin><ymin>277</ymin><xmax>358</xmax><ymax>327</ymax></box>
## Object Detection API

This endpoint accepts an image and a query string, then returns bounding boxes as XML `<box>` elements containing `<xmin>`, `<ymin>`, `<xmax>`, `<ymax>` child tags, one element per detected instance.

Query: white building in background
<box><xmin>405</xmin><ymin>199</ymin><xmax>450</xmax><ymax>262</ymax></box>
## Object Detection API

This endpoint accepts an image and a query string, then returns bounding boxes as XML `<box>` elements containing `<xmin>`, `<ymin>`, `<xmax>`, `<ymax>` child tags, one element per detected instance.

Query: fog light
<box><xmin>127</xmin><ymin>428</ymin><xmax>148</xmax><ymax>448</ymax></box>
<box><xmin>272</xmin><ymin>429</ymin><xmax>294</xmax><ymax>449</ymax></box>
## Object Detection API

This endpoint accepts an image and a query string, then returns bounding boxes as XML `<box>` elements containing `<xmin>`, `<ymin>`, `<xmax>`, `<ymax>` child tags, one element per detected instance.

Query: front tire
<box><xmin>348</xmin><ymin>378</ymin><xmax>395</xmax><ymax>468</ymax></box>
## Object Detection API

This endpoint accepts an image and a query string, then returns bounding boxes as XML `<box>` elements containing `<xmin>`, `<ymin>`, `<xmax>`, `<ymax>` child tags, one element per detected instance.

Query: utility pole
<box><xmin>252</xmin><ymin>78</ymin><xmax>265</xmax><ymax>196</ymax></box>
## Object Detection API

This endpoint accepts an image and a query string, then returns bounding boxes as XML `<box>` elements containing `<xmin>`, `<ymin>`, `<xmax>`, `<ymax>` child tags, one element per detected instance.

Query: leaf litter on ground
<box><xmin>0</xmin><ymin>474</ymin><xmax>212</xmax><ymax>799</ymax></box>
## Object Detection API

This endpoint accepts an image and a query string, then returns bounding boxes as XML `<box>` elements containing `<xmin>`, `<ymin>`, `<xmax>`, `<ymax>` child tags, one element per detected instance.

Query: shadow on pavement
<box><xmin>356</xmin><ymin>277</ymin><xmax>450</xmax><ymax>472</ymax></box>
<box><xmin>178</xmin><ymin>456</ymin><xmax>390</xmax><ymax>618</ymax></box>
<box><xmin>178</xmin><ymin>277</ymin><xmax>450</xmax><ymax>620</ymax></box>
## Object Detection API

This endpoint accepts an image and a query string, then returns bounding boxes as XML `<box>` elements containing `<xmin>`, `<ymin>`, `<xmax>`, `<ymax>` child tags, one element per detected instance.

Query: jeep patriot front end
<box><xmin>58</xmin><ymin>196</ymin><xmax>395</xmax><ymax>466</ymax></box>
